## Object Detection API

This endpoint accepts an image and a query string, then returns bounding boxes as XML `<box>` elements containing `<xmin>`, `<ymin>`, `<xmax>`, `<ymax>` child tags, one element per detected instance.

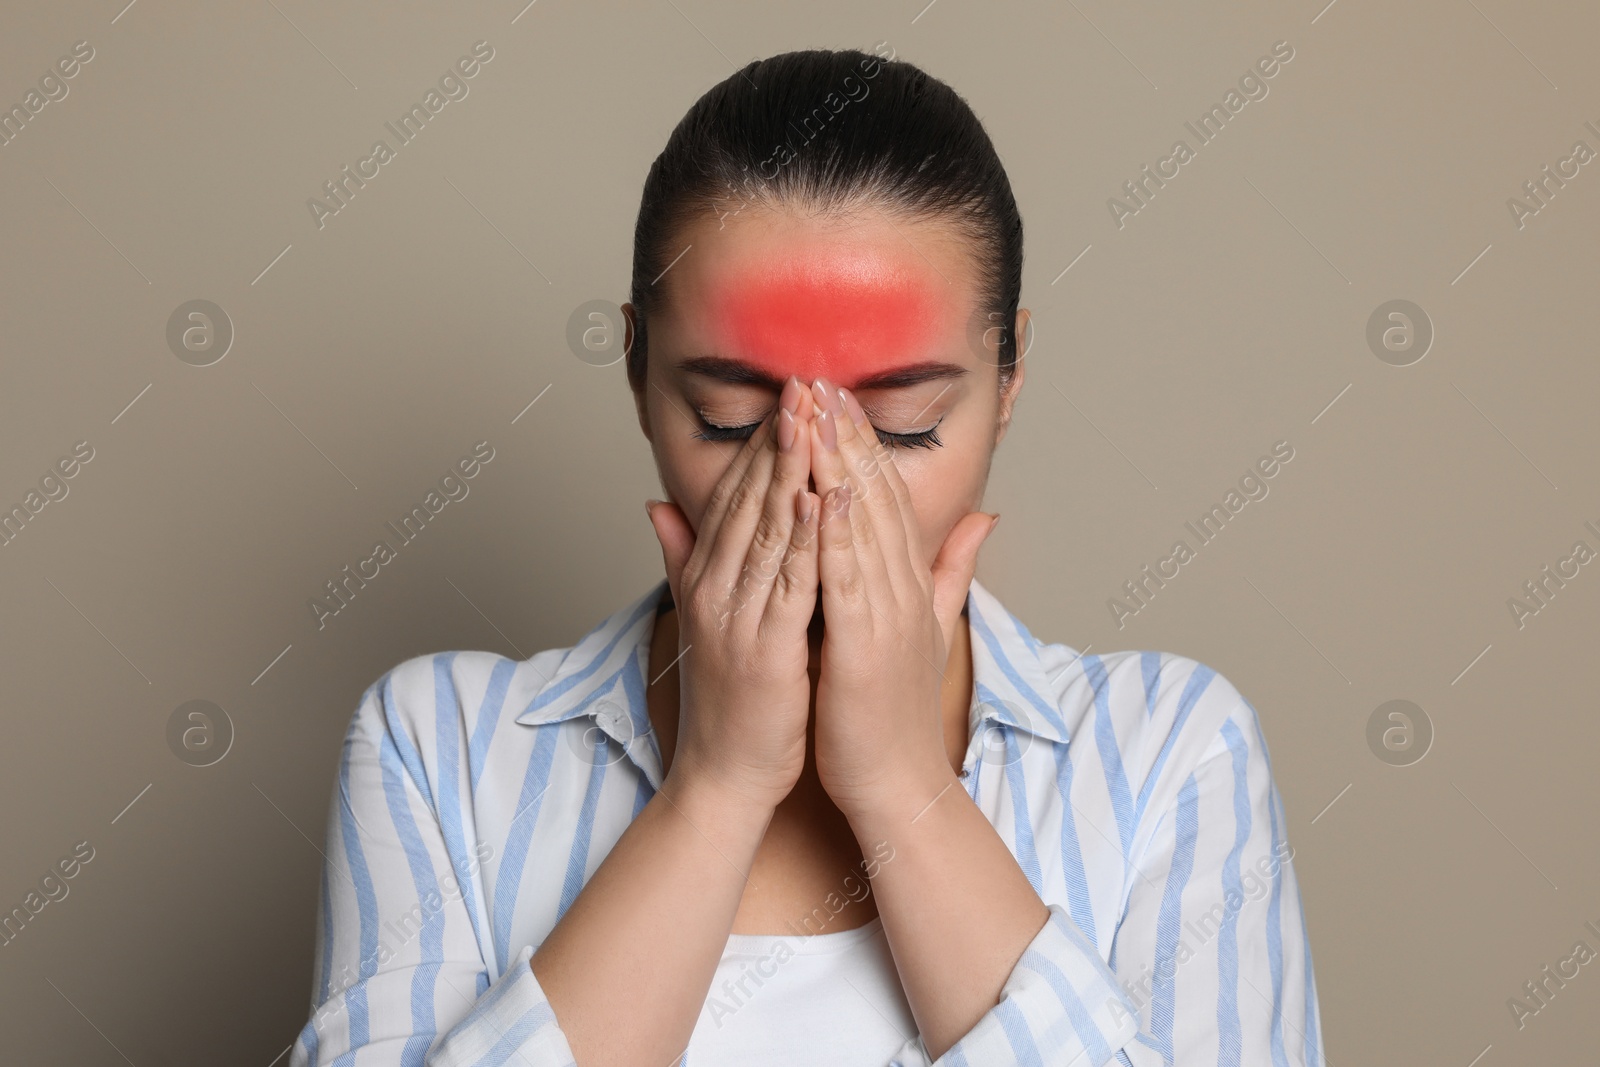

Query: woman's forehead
<box><xmin>671</xmin><ymin>220</ymin><xmax>971</xmax><ymax>386</ymax></box>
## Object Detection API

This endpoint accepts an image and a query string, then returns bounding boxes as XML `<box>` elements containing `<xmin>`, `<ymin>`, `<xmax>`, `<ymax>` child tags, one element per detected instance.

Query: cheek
<box><xmin>894</xmin><ymin>409</ymin><xmax>997</xmax><ymax>562</ymax></box>
<box><xmin>648</xmin><ymin>394</ymin><xmax>723</xmax><ymax>530</ymax></box>
<box><xmin>896</xmin><ymin>461</ymin><xmax>971</xmax><ymax>566</ymax></box>
<box><xmin>665</xmin><ymin>443</ymin><xmax>725</xmax><ymax>532</ymax></box>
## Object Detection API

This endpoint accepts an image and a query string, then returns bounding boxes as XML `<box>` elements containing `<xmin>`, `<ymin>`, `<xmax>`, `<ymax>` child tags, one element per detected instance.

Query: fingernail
<box><xmin>795</xmin><ymin>486</ymin><xmax>813</xmax><ymax>523</ymax></box>
<box><xmin>780</xmin><ymin>375</ymin><xmax>803</xmax><ymax>416</ymax></box>
<box><xmin>839</xmin><ymin>386</ymin><xmax>868</xmax><ymax>429</ymax></box>
<box><xmin>812</xmin><ymin>377</ymin><xmax>843</xmax><ymax>417</ymax></box>
<box><xmin>818</xmin><ymin>407</ymin><xmax>838</xmax><ymax>452</ymax></box>
<box><xmin>778</xmin><ymin>407</ymin><xmax>797</xmax><ymax>452</ymax></box>
<box><xmin>644</xmin><ymin>499</ymin><xmax>661</xmax><ymax>520</ymax></box>
<box><xmin>987</xmin><ymin>512</ymin><xmax>1001</xmax><ymax>535</ymax></box>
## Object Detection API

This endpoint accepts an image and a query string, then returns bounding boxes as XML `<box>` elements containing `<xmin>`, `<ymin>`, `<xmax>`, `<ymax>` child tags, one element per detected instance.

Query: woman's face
<box><xmin>626</xmin><ymin>204</ymin><xmax>1027</xmax><ymax>576</ymax></box>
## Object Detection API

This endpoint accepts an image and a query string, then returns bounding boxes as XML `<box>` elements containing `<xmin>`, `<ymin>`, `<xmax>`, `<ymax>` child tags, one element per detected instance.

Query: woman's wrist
<box><xmin>656</xmin><ymin>767</ymin><xmax>783</xmax><ymax>841</ymax></box>
<box><xmin>835</xmin><ymin>762</ymin><xmax>963</xmax><ymax>829</ymax></box>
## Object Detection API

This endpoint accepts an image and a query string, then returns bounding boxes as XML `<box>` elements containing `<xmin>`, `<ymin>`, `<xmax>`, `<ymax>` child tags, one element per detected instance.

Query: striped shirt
<box><xmin>289</xmin><ymin>576</ymin><xmax>1325</xmax><ymax>1066</ymax></box>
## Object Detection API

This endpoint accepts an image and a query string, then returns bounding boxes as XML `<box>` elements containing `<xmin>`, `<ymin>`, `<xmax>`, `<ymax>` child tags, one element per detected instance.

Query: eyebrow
<box><xmin>677</xmin><ymin>356</ymin><xmax>969</xmax><ymax>391</ymax></box>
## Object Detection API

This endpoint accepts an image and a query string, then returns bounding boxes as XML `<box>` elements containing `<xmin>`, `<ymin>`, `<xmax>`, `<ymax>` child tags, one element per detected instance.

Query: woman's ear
<box><xmin>624</xmin><ymin>303</ymin><xmax>653</xmax><ymax>443</ymax></box>
<box><xmin>995</xmin><ymin>308</ymin><xmax>1028</xmax><ymax>446</ymax></box>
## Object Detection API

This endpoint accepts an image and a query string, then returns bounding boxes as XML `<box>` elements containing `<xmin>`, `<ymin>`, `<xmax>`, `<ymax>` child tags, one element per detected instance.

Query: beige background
<box><xmin>1</xmin><ymin>0</ymin><xmax>1596</xmax><ymax>1062</ymax></box>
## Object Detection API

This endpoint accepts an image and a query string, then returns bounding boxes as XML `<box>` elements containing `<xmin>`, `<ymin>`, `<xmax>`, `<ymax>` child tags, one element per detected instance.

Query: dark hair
<box><xmin>627</xmin><ymin>47</ymin><xmax>1023</xmax><ymax>391</ymax></box>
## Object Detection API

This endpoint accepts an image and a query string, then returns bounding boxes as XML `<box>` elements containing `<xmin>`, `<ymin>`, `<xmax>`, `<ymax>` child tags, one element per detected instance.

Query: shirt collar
<box><xmin>514</xmin><ymin>576</ymin><xmax>1073</xmax><ymax>758</ymax></box>
<box><xmin>963</xmin><ymin>576</ymin><xmax>1074</xmax><ymax>747</ymax></box>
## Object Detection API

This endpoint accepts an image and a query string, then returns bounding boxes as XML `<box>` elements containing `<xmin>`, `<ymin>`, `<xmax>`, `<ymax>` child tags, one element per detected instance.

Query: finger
<box><xmin>838</xmin><ymin>383</ymin><xmax>927</xmax><ymax>577</ymax></box>
<box><xmin>756</xmin><ymin>486</ymin><xmax>821</xmax><ymax>645</ymax></box>
<box><xmin>809</xmin><ymin>381</ymin><xmax>898</xmax><ymax>603</ymax></box>
<box><xmin>721</xmin><ymin>377</ymin><xmax>816</xmax><ymax>621</ymax></box>
<box><xmin>685</xmin><ymin>403</ymin><xmax>781</xmax><ymax>593</ymax></box>
<box><xmin>931</xmin><ymin>511</ymin><xmax>1000</xmax><ymax>650</ymax></box>
<box><xmin>824</xmin><ymin>380</ymin><xmax>921</xmax><ymax>598</ymax></box>
<box><xmin>645</xmin><ymin>498</ymin><xmax>694</xmax><ymax>613</ymax></box>
<box><xmin>815</xmin><ymin>481</ymin><xmax>871</xmax><ymax>636</ymax></box>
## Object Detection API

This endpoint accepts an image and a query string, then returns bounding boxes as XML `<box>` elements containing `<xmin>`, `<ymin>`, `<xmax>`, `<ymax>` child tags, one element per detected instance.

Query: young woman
<box><xmin>291</xmin><ymin>48</ymin><xmax>1323</xmax><ymax>1067</ymax></box>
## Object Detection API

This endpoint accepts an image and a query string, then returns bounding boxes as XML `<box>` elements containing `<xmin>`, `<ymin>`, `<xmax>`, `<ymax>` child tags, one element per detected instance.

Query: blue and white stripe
<box><xmin>290</xmin><ymin>576</ymin><xmax>1324</xmax><ymax>1066</ymax></box>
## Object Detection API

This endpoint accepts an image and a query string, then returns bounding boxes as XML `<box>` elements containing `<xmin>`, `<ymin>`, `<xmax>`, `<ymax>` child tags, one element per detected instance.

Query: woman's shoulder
<box><xmin>350</xmin><ymin>646</ymin><xmax>572</xmax><ymax>740</ymax></box>
<box><xmin>973</xmin><ymin>579</ymin><xmax>1257</xmax><ymax>762</ymax></box>
<box><xmin>1044</xmin><ymin>644</ymin><xmax>1250</xmax><ymax>735</ymax></box>
<box><xmin>1033</xmin><ymin>639</ymin><xmax>1267</xmax><ymax>795</ymax></box>
<box><xmin>995</xmin><ymin>634</ymin><xmax>1279</xmax><ymax>876</ymax></box>
<box><xmin>347</xmin><ymin>579</ymin><xmax>670</xmax><ymax>743</ymax></box>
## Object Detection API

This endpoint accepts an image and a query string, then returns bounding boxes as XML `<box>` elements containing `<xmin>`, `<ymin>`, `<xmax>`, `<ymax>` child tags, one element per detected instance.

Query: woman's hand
<box><xmin>805</xmin><ymin>377</ymin><xmax>1000</xmax><ymax>820</ymax></box>
<box><xmin>644</xmin><ymin>375</ymin><xmax>823</xmax><ymax>812</ymax></box>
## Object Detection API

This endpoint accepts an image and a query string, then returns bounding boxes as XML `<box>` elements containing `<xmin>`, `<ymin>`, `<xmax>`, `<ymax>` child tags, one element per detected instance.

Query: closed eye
<box><xmin>691</xmin><ymin>415</ymin><xmax>944</xmax><ymax>450</ymax></box>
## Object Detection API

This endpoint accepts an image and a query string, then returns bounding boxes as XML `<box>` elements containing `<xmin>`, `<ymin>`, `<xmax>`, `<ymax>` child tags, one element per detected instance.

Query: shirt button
<box><xmin>594</xmin><ymin>702</ymin><xmax>626</xmax><ymax>735</ymax></box>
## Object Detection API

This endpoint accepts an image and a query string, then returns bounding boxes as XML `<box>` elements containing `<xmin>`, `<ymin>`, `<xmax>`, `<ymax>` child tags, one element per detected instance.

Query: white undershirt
<box><xmin>685</xmin><ymin>915</ymin><xmax>919</xmax><ymax>1064</ymax></box>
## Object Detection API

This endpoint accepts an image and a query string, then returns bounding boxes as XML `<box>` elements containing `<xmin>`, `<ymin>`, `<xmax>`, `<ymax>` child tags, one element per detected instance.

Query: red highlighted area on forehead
<box><xmin>706</xmin><ymin>256</ymin><xmax>947</xmax><ymax>386</ymax></box>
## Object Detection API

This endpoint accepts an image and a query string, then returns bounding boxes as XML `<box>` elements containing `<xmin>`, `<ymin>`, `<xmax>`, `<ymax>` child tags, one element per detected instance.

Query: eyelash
<box><xmin>691</xmin><ymin>415</ymin><xmax>945</xmax><ymax>450</ymax></box>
